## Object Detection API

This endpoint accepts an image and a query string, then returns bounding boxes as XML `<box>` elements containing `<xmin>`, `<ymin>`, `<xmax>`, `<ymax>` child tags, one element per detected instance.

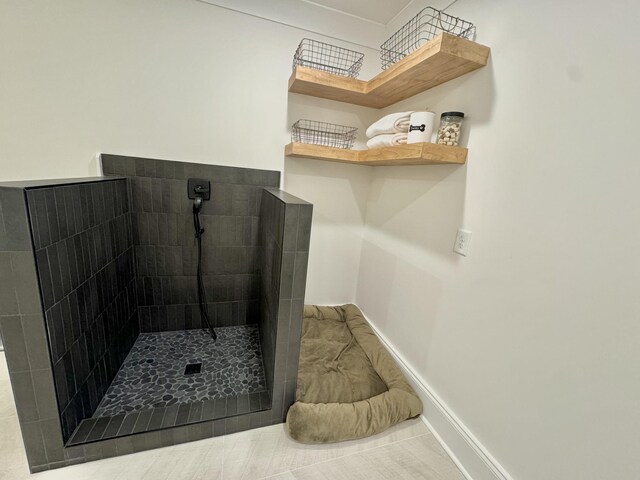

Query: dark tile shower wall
<box><xmin>25</xmin><ymin>179</ymin><xmax>138</xmax><ymax>442</ymax></box>
<box><xmin>101</xmin><ymin>155</ymin><xmax>280</xmax><ymax>332</ymax></box>
<box><xmin>0</xmin><ymin>163</ymin><xmax>311</xmax><ymax>474</ymax></box>
<box><xmin>0</xmin><ymin>185</ymin><xmax>62</xmax><ymax>471</ymax></box>
<box><xmin>259</xmin><ymin>188</ymin><xmax>312</xmax><ymax>418</ymax></box>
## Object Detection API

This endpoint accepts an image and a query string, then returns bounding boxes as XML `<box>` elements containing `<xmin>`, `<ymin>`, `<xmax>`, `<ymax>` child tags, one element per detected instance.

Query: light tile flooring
<box><xmin>0</xmin><ymin>353</ymin><xmax>465</xmax><ymax>480</ymax></box>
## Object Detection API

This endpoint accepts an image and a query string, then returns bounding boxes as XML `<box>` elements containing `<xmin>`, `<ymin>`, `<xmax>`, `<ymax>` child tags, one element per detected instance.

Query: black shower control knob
<box><xmin>187</xmin><ymin>178</ymin><xmax>211</xmax><ymax>200</ymax></box>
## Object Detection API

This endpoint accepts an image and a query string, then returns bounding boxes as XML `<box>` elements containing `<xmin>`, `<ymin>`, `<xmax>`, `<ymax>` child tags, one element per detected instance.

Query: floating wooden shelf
<box><xmin>284</xmin><ymin>142</ymin><xmax>467</xmax><ymax>166</ymax></box>
<box><xmin>288</xmin><ymin>33</ymin><xmax>490</xmax><ymax>109</ymax></box>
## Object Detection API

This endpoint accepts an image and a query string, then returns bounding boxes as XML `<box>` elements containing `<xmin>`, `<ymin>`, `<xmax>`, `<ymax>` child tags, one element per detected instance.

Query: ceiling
<box><xmin>303</xmin><ymin>0</ymin><xmax>413</xmax><ymax>25</ymax></box>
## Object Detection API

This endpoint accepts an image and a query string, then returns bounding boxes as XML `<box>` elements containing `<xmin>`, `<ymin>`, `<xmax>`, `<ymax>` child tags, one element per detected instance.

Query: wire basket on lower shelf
<box><xmin>292</xmin><ymin>120</ymin><xmax>358</xmax><ymax>149</ymax></box>
<box><xmin>293</xmin><ymin>38</ymin><xmax>364</xmax><ymax>78</ymax></box>
<box><xmin>381</xmin><ymin>7</ymin><xmax>476</xmax><ymax>70</ymax></box>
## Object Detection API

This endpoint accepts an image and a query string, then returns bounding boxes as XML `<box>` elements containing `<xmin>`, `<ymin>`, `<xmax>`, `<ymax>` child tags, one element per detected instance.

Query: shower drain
<box><xmin>184</xmin><ymin>363</ymin><xmax>202</xmax><ymax>375</ymax></box>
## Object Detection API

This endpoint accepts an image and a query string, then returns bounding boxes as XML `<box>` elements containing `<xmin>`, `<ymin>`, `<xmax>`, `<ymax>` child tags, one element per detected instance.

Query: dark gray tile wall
<box><xmin>258</xmin><ymin>188</ymin><xmax>312</xmax><ymax>423</ymax></box>
<box><xmin>0</xmin><ymin>185</ymin><xmax>75</xmax><ymax>471</ymax></box>
<box><xmin>0</xmin><ymin>167</ymin><xmax>311</xmax><ymax>474</ymax></box>
<box><xmin>259</xmin><ymin>191</ymin><xmax>283</xmax><ymax>397</ymax></box>
<box><xmin>25</xmin><ymin>179</ymin><xmax>138</xmax><ymax>443</ymax></box>
<box><xmin>101</xmin><ymin>154</ymin><xmax>280</xmax><ymax>332</ymax></box>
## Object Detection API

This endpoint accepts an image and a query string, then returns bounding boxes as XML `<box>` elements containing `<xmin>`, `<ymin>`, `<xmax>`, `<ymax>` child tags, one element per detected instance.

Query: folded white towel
<box><xmin>366</xmin><ymin>111</ymin><xmax>413</xmax><ymax>138</ymax></box>
<box><xmin>366</xmin><ymin>133</ymin><xmax>408</xmax><ymax>149</ymax></box>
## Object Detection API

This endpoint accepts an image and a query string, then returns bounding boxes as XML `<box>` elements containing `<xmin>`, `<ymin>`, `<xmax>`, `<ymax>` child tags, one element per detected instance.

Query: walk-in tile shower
<box><xmin>0</xmin><ymin>155</ymin><xmax>312</xmax><ymax>472</ymax></box>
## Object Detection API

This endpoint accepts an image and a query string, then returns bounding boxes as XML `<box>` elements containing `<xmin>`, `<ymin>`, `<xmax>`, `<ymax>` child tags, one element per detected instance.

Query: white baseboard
<box><xmin>362</xmin><ymin>314</ymin><xmax>512</xmax><ymax>480</ymax></box>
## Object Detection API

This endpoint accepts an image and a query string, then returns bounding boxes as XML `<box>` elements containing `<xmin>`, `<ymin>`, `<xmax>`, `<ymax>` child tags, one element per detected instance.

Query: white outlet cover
<box><xmin>454</xmin><ymin>229</ymin><xmax>472</xmax><ymax>256</ymax></box>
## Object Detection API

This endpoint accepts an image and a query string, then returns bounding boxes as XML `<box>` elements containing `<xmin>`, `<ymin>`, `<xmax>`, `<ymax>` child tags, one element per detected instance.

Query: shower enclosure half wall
<box><xmin>0</xmin><ymin>155</ymin><xmax>312</xmax><ymax>473</ymax></box>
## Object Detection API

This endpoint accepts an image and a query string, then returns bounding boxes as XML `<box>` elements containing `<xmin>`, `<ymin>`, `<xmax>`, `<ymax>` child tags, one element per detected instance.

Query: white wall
<box><xmin>195</xmin><ymin>0</ymin><xmax>387</xmax><ymax>48</ymax></box>
<box><xmin>285</xmin><ymin>96</ymin><xmax>378</xmax><ymax>305</ymax></box>
<box><xmin>357</xmin><ymin>0</ymin><xmax>640</xmax><ymax>479</ymax></box>
<box><xmin>0</xmin><ymin>0</ymin><xmax>378</xmax><ymax>304</ymax></box>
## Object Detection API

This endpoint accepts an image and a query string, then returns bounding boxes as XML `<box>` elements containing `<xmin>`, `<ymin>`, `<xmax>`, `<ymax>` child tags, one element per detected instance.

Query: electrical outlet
<box><xmin>453</xmin><ymin>229</ymin><xmax>472</xmax><ymax>256</ymax></box>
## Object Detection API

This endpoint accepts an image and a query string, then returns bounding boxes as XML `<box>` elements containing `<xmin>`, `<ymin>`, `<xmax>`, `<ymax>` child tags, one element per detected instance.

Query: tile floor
<box><xmin>94</xmin><ymin>326</ymin><xmax>267</xmax><ymax>417</ymax></box>
<box><xmin>0</xmin><ymin>353</ymin><xmax>466</xmax><ymax>480</ymax></box>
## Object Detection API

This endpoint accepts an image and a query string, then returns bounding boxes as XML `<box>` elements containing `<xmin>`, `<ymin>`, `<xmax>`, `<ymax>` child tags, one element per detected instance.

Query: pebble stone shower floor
<box><xmin>93</xmin><ymin>325</ymin><xmax>267</xmax><ymax>417</ymax></box>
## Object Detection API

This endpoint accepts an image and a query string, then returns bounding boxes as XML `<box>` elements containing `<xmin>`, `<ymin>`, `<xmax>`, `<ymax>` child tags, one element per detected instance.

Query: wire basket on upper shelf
<box><xmin>380</xmin><ymin>7</ymin><xmax>476</xmax><ymax>70</ymax></box>
<box><xmin>293</xmin><ymin>38</ymin><xmax>365</xmax><ymax>78</ymax></box>
<box><xmin>292</xmin><ymin>120</ymin><xmax>358</xmax><ymax>149</ymax></box>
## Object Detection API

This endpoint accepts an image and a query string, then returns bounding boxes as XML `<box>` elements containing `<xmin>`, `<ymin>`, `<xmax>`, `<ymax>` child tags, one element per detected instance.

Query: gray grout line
<box><xmin>126</xmin><ymin>174</ymin><xmax>278</xmax><ymax>188</ymax></box>
<box><xmin>8</xmin><ymin>254</ymin><xmax>31</xmax><ymax>332</ymax></box>
<box><xmin>157</xmin><ymin>408</ymin><xmax>168</xmax><ymax>432</ymax></box>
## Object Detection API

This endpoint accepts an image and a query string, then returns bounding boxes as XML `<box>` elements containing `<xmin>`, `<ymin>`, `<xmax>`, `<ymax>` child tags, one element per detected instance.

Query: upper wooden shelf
<box><xmin>285</xmin><ymin>142</ymin><xmax>467</xmax><ymax>166</ymax></box>
<box><xmin>288</xmin><ymin>33</ymin><xmax>490</xmax><ymax>109</ymax></box>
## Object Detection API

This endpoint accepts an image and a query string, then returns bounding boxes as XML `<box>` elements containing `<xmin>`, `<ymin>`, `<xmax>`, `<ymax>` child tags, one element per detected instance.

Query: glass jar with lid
<box><xmin>436</xmin><ymin>112</ymin><xmax>464</xmax><ymax>146</ymax></box>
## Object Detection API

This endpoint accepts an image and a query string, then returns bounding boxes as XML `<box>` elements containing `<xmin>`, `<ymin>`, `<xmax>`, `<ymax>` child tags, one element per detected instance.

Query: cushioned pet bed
<box><xmin>286</xmin><ymin>304</ymin><xmax>422</xmax><ymax>443</ymax></box>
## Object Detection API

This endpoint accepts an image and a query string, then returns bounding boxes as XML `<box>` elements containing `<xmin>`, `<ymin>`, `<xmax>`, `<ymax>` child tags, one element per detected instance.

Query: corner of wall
<box><xmin>361</xmin><ymin>310</ymin><xmax>513</xmax><ymax>480</ymax></box>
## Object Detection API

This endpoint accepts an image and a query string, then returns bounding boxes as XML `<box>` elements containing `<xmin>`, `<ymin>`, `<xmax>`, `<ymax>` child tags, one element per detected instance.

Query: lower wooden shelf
<box><xmin>284</xmin><ymin>142</ymin><xmax>467</xmax><ymax>166</ymax></box>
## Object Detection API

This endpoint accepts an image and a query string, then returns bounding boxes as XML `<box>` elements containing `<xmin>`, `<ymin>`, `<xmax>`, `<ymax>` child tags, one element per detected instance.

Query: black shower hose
<box><xmin>193</xmin><ymin>210</ymin><xmax>217</xmax><ymax>340</ymax></box>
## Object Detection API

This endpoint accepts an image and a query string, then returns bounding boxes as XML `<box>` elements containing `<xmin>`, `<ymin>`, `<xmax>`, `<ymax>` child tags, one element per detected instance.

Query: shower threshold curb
<box><xmin>67</xmin><ymin>390</ymin><xmax>271</xmax><ymax>446</ymax></box>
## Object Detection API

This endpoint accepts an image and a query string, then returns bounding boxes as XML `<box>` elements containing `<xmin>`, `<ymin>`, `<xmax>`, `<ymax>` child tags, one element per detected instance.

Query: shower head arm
<box><xmin>193</xmin><ymin>196</ymin><xmax>203</xmax><ymax>214</ymax></box>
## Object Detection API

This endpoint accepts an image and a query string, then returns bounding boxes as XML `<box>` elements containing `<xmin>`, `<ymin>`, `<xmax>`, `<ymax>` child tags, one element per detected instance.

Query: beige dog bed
<box><xmin>286</xmin><ymin>304</ymin><xmax>422</xmax><ymax>443</ymax></box>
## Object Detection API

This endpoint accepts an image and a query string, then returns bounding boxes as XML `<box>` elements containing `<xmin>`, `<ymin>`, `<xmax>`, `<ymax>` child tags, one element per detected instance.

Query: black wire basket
<box><xmin>292</xmin><ymin>120</ymin><xmax>358</xmax><ymax>149</ymax></box>
<box><xmin>380</xmin><ymin>7</ymin><xmax>476</xmax><ymax>70</ymax></box>
<box><xmin>293</xmin><ymin>38</ymin><xmax>364</xmax><ymax>78</ymax></box>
